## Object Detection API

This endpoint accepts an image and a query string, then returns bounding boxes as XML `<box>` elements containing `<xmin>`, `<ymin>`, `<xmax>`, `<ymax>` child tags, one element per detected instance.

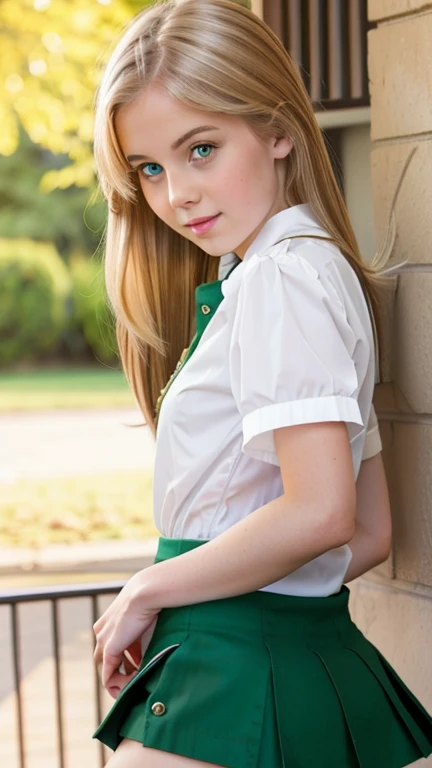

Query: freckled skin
<box><xmin>115</xmin><ymin>85</ymin><xmax>293</xmax><ymax>259</ymax></box>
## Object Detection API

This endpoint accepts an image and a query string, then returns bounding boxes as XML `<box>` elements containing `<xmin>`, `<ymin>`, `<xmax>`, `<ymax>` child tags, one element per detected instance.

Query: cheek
<box><xmin>139</xmin><ymin>180</ymin><xmax>169</xmax><ymax>219</ymax></box>
<box><xmin>234</xmin><ymin>147</ymin><xmax>274</xmax><ymax>190</ymax></box>
<box><xmin>215</xmin><ymin>160</ymin><xmax>255</xmax><ymax>204</ymax></box>
<box><xmin>220</xmin><ymin>153</ymin><xmax>275</xmax><ymax>212</ymax></box>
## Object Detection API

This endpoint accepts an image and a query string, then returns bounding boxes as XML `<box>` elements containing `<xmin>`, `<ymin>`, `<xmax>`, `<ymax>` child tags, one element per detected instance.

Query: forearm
<box><xmin>137</xmin><ymin>494</ymin><xmax>354</xmax><ymax>610</ymax></box>
<box><xmin>343</xmin><ymin>522</ymin><xmax>391</xmax><ymax>583</ymax></box>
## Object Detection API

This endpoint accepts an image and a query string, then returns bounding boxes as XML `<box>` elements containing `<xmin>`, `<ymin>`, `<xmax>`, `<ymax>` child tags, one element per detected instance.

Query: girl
<box><xmin>92</xmin><ymin>1</ymin><xmax>432</xmax><ymax>766</ymax></box>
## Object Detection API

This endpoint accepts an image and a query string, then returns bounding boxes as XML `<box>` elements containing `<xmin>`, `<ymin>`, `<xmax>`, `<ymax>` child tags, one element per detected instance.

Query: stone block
<box><xmin>388</xmin><ymin>422</ymin><xmax>432</xmax><ymax>586</ymax></box>
<box><xmin>371</xmin><ymin>272</ymin><xmax>432</xmax><ymax>411</ymax></box>
<box><xmin>369</xmin><ymin>0</ymin><xmax>430</xmax><ymax>21</ymax></box>
<box><xmin>369</xmin><ymin>418</ymin><xmax>395</xmax><ymax>580</ymax></box>
<box><xmin>394</xmin><ymin>272</ymin><xmax>432</xmax><ymax>414</ymax></box>
<box><xmin>373</xmin><ymin>381</ymin><xmax>413</xmax><ymax>415</ymax></box>
<box><xmin>368</xmin><ymin>14</ymin><xmax>432</xmax><ymax>140</ymax></box>
<box><xmin>374</xmin><ymin>274</ymin><xmax>397</xmax><ymax>383</ymax></box>
<box><xmin>370</xmin><ymin>141</ymin><xmax>432</xmax><ymax>267</ymax></box>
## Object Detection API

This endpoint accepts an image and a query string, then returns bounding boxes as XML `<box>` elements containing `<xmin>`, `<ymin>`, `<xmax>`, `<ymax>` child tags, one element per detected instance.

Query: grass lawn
<box><xmin>0</xmin><ymin>471</ymin><xmax>158</xmax><ymax>547</ymax></box>
<box><xmin>0</xmin><ymin>366</ymin><xmax>135</xmax><ymax>411</ymax></box>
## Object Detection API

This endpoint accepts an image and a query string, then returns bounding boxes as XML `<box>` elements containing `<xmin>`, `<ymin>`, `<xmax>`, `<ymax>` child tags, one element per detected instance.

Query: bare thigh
<box><xmin>105</xmin><ymin>737</ymin><xmax>224</xmax><ymax>768</ymax></box>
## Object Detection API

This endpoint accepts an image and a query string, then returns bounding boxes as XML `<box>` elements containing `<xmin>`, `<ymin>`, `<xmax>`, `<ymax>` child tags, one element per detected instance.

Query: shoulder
<box><xmin>225</xmin><ymin>237</ymin><xmax>370</xmax><ymax>465</ymax></box>
<box><xmin>222</xmin><ymin>236</ymin><xmax>361</xmax><ymax>320</ymax></box>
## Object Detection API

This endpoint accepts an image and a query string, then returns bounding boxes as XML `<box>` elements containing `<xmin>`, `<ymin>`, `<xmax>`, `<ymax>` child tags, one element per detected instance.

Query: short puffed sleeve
<box><xmin>228</xmin><ymin>250</ymin><xmax>365</xmax><ymax>465</ymax></box>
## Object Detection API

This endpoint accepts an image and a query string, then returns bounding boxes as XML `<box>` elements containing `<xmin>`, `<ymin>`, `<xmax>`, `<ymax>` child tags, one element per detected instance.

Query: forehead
<box><xmin>115</xmin><ymin>85</ymin><xmax>248</xmax><ymax>156</ymax></box>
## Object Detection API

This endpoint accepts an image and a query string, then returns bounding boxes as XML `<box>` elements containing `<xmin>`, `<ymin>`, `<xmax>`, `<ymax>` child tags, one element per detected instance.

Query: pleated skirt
<box><xmin>93</xmin><ymin>537</ymin><xmax>432</xmax><ymax>768</ymax></box>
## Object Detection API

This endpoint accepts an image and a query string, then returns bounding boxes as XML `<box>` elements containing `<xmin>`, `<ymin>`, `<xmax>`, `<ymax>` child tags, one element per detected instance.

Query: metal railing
<box><xmin>0</xmin><ymin>582</ymin><xmax>126</xmax><ymax>768</ymax></box>
<box><xmin>263</xmin><ymin>0</ymin><xmax>373</xmax><ymax>109</ymax></box>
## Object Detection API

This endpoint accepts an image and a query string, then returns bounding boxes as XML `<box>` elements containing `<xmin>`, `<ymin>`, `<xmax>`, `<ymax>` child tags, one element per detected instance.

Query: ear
<box><xmin>272</xmin><ymin>136</ymin><xmax>293</xmax><ymax>160</ymax></box>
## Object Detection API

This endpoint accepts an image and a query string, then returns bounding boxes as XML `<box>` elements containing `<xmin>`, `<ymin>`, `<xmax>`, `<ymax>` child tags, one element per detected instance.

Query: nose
<box><xmin>167</xmin><ymin>170</ymin><xmax>200</xmax><ymax>209</ymax></box>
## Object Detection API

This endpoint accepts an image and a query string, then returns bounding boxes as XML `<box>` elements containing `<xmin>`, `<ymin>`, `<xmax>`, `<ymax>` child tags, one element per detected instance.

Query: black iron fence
<box><xmin>0</xmin><ymin>582</ymin><xmax>126</xmax><ymax>768</ymax></box>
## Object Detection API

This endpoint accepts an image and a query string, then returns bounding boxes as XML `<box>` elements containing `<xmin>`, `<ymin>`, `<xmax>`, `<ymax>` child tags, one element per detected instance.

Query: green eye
<box><xmin>197</xmin><ymin>145</ymin><xmax>212</xmax><ymax>157</ymax></box>
<box><xmin>192</xmin><ymin>144</ymin><xmax>215</xmax><ymax>160</ymax></box>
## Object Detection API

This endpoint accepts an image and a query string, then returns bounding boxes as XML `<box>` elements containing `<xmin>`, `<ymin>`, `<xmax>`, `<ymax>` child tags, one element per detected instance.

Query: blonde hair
<box><xmin>94</xmin><ymin>0</ymin><xmax>387</xmax><ymax>433</ymax></box>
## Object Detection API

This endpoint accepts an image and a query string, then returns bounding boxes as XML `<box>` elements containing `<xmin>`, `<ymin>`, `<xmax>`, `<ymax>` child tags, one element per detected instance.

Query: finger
<box><xmin>106</xmin><ymin>668</ymin><xmax>137</xmax><ymax>700</ymax></box>
<box><xmin>93</xmin><ymin>615</ymin><xmax>106</xmax><ymax>634</ymax></box>
<box><xmin>93</xmin><ymin>641</ymin><xmax>103</xmax><ymax>666</ymax></box>
<box><xmin>102</xmin><ymin>651</ymin><xmax>123</xmax><ymax>688</ymax></box>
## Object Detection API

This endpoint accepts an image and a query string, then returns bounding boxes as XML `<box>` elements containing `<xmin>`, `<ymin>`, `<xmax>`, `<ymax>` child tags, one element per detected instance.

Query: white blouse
<box><xmin>153</xmin><ymin>204</ymin><xmax>382</xmax><ymax>597</ymax></box>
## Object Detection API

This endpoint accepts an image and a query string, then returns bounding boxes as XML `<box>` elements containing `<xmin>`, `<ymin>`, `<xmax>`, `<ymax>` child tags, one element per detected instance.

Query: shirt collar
<box><xmin>218</xmin><ymin>204</ymin><xmax>329</xmax><ymax>290</ymax></box>
<box><xmin>242</xmin><ymin>203</ymin><xmax>329</xmax><ymax>263</ymax></box>
<box><xmin>217</xmin><ymin>252</ymin><xmax>240</xmax><ymax>280</ymax></box>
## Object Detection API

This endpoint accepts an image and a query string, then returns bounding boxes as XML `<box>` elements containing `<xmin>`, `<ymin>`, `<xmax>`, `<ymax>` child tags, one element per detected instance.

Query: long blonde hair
<box><xmin>94</xmin><ymin>0</ymin><xmax>387</xmax><ymax>433</ymax></box>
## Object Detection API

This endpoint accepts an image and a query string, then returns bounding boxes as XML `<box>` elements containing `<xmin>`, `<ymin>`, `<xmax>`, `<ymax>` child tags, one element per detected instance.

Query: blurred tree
<box><xmin>0</xmin><ymin>127</ymin><xmax>106</xmax><ymax>256</ymax></box>
<box><xmin>69</xmin><ymin>253</ymin><xmax>118</xmax><ymax>364</ymax></box>
<box><xmin>0</xmin><ymin>238</ymin><xmax>71</xmax><ymax>365</ymax></box>
<box><xmin>0</xmin><ymin>0</ymin><xmax>152</xmax><ymax>190</ymax></box>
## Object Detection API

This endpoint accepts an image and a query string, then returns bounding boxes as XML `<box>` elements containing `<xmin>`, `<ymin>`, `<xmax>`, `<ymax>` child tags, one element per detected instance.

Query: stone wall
<box><xmin>350</xmin><ymin>2</ymin><xmax>432</xmax><ymax>764</ymax></box>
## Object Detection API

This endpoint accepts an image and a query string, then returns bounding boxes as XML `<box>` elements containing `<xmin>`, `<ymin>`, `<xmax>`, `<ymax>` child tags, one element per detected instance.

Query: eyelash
<box><xmin>137</xmin><ymin>142</ymin><xmax>218</xmax><ymax>180</ymax></box>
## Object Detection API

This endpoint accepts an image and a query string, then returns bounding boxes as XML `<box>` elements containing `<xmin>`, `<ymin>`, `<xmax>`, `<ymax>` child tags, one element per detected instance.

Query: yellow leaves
<box><xmin>78</xmin><ymin>113</ymin><xmax>95</xmax><ymax>143</ymax></box>
<box><xmin>0</xmin><ymin>107</ymin><xmax>19</xmax><ymax>156</ymax></box>
<box><xmin>28</xmin><ymin>123</ymin><xmax>49</xmax><ymax>144</ymax></box>
<box><xmin>5</xmin><ymin>74</ymin><xmax>24</xmax><ymax>94</ymax></box>
<box><xmin>33</xmin><ymin>0</ymin><xmax>52</xmax><ymax>10</ymax></box>
<box><xmin>28</xmin><ymin>59</ymin><xmax>48</xmax><ymax>76</ymax></box>
<box><xmin>41</xmin><ymin>157</ymin><xmax>96</xmax><ymax>191</ymax></box>
<box><xmin>72</xmin><ymin>9</ymin><xmax>97</xmax><ymax>33</ymax></box>
<box><xmin>0</xmin><ymin>0</ymin><xmax>141</xmax><ymax>186</ymax></box>
<box><xmin>41</xmin><ymin>32</ymin><xmax>63</xmax><ymax>54</ymax></box>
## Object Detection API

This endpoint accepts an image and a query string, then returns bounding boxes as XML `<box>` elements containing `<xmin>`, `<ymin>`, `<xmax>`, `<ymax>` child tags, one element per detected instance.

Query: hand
<box><xmin>103</xmin><ymin>641</ymin><xmax>141</xmax><ymax>700</ymax></box>
<box><xmin>93</xmin><ymin>571</ymin><xmax>160</xmax><ymax>694</ymax></box>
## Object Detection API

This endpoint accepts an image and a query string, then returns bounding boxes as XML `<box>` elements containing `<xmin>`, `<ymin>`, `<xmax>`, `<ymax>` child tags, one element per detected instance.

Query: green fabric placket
<box><xmin>154</xmin><ymin>263</ymin><xmax>238</xmax><ymax>429</ymax></box>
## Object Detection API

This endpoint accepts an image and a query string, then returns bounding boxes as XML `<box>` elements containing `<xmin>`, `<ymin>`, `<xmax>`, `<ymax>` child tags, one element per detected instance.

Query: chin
<box><xmin>199</xmin><ymin>240</ymin><xmax>240</xmax><ymax>258</ymax></box>
<box><xmin>193</xmin><ymin>244</ymin><xmax>224</xmax><ymax>257</ymax></box>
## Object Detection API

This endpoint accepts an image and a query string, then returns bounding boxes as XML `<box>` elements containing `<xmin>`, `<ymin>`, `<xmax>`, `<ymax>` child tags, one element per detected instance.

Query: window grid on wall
<box><xmin>262</xmin><ymin>0</ymin><xmax>374</xmax><ymax>110</ymax></box>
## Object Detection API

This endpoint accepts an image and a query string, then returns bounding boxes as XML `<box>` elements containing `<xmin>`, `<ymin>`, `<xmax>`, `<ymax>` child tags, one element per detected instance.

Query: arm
<box><xmin>136</xmin><ymin>420</ymin><xmax>357</xmax><ymax>609</ymax></box>
<box><xmin>343</xmin><ymin>452</ymin><xmax>392</xmax><ymax>583</ymax></box>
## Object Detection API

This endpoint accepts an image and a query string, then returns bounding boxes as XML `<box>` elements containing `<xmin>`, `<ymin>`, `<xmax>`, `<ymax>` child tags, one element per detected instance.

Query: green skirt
<box><xmin>93</xmin><ymin>538</ymin><xmax>432</xmax><ymax>767</ymax></box>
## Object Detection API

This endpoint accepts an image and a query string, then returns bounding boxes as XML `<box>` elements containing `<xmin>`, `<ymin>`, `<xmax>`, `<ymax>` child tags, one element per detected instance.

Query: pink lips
<box><xmin>186</xmin><ymin>214</ymin><xmax>221</xmax><ymax>235</ymax></box>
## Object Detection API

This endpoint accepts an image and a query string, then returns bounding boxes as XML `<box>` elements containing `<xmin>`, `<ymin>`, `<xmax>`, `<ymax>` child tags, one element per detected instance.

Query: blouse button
<box><xmin>151</xmin><ymin>701</ymin><xmax>166</xmax><ymax>716</ymax></box>
<box><xmin>201</xmin><ymin>304</ymin><xmax>211</xmax><ymax>315</ymax></box>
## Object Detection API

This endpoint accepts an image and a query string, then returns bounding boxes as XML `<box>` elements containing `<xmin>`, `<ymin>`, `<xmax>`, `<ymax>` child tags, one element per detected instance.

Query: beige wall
<box><xmin>349</xmin><ymin>3</ymin><xmax>432</xmax><ymax>762</ymax></box>
<box><xmin>341</xmin><ymin>124</ymin><xmax>375</xmax><ymax>260</ymax></box>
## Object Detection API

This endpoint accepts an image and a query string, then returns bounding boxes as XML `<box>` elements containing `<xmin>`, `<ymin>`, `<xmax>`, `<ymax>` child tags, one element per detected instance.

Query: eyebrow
<box><xmin>126</xmin><ymin>125</ymin><xmax>220</xmax><ymax>164</ymax></box>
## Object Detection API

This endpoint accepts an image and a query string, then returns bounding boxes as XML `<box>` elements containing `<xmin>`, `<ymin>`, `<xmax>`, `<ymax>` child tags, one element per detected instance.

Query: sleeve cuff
<box><xmin>362</xmin><ymin>424</ymin><xmax>382</xmax><ymax>460</ymax></box>
<box><xmin>242</xmin><ymin>395</ymin><xmax>364</xmax><ymax>465</ymax></box>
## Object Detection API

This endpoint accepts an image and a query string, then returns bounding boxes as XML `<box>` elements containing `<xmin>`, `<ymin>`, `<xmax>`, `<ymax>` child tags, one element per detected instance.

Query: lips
<box><xmin>186</xmin><ymin>214</ymin><xmax>221</xmax><ymax>236</ymax></box>
<box><xmin>186</xmin><ymin>215</ymin><xmax>219</xmax><ymax>227</ymax></box>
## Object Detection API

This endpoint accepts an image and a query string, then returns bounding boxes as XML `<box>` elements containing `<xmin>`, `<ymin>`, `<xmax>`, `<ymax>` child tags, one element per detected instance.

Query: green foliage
<box><xmin>0</xmin><ymin>238</ymin><xmax>119</xmax><ymax>368</ymax></box>
<box><xmin>0</xmin><ymin>238</ymin><xmax>71</xmax><ymax>366</ymax></box>
<box><xmin>69</xmin><ymin>253</ymin><xmax>118</xmax><ymax>365</ymax></box>
<box><xmin>0</xmin><ymin>129</ymin><xmax>106</xmax><ymax>257</ymax></box>
<box><xmin>0</xmin><ymin>0</ymin><xmax>154</xmax><ymax>189</ymax></box>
